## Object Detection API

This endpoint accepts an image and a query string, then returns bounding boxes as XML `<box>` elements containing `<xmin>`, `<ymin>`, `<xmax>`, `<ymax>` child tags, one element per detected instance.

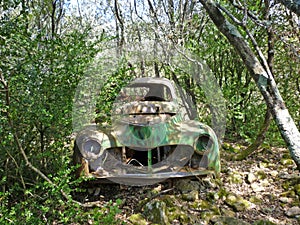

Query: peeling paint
<box><xmin>258</xmin><ymin>74</ymin><xmax>268</xmax><ymax>87</ymax></box>
<box><xmin>223</xmin><ymin>21</ymin><xmax>243</xmax><ymax>38</ymax></box>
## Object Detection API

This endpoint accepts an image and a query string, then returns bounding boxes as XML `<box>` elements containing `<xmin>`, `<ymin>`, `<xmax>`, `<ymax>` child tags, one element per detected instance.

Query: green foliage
<box><xmin>0</xmin><ymin>0</ymin><xmax>101</xmax><ymax>184</ymax></box>
<box><xmin>95</xmin><ymin>67</ymin><xmax>134</xmax><ymax>124</ymax></box>
<box><xmin>184</xmin><ymin>2</ymin><xmax>299</xmax><ymax>145</ymax></box>
<box><xmin>185</xmin><ymin>20</ymin><xmax>267</xmax><ymax>142</ymax></box>
<box><xmin>1</xmin><ymin>0</ymin><xmax>299</xmax><ymax>223</ymax></box>
<box><xmin>0</xmin><ymin>166</ymin><xmax>123</xmax><ymax>225</ymax></box>
<box><xmin>0</xmin><ymin>2</ymin><xmax>105</xmax><ymax>222</ymax></box>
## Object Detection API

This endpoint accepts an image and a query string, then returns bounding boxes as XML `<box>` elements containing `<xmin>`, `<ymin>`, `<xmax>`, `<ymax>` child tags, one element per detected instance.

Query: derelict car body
<box><xmin>73</xmin><ymin>77</ymin><xmax>220</xmax><ymax>184</ymax></box>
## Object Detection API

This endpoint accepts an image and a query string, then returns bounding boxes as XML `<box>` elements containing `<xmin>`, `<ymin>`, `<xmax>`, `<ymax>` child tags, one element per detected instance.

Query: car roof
<box><xmin>130</xmin><ymin>77</ymin><xmax>177</xmax><ymax>98</ymax></box>
<box><xmin>132</xmin><ymin>77</ymin><xmax>172</xmax><ymax>84</ymax></box>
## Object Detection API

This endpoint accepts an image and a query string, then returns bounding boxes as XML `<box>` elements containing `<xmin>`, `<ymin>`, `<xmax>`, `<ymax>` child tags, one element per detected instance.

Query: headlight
<box><xmin>76</xmin><ymin>128</ymin><xmax>108</xmax><ymax>159</ymax></box>
<box><xmin>195</xmin><ymin>135</ymin><xmax>213</xmax><ymax>151</ymax></box>
<box><xmin>83</xmin><ymin>139</ymin><xmax>101</xmax><ymax>155</ymax></box>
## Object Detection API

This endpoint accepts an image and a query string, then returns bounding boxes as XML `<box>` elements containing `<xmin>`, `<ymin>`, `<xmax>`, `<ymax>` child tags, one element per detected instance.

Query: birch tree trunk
<box><xmin>199</xmin><ymin>0</ymin><xmax>300</xmax><ymax>169</ymax></box>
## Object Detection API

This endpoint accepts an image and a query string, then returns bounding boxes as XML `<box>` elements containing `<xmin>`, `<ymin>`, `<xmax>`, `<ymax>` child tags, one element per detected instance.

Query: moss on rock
<box><xmin>228</xmin><ymin>171</ymin><xmax>243</xmax><ymax>184</ymax></box>
<box><xmin>253</xmin><ymin>219</ymin><xmax>276</xmax><ymax>225</ymax></box>
<box><xmin>210</xmin><ymin>216</ymin><xmax>251</xmax><ymax>225</ymax></box>
<box><xmin>182</xmin><ymin>190</ymin><xmax>199</xmax><ymax>201</ymax></box>
<box><xmin>144</xmin><ymin>200</ymin><xmax>169</xmax><ymax>225</ymax></box>
<box><xmin>225</xmin><ymin>194</ymin><xmax>252</xmax><ymax>211</ymax></box>
<box><xmin>128</xmin><ymin>213</ymin><xmax>147</xmax><ymax>225</ymax></box>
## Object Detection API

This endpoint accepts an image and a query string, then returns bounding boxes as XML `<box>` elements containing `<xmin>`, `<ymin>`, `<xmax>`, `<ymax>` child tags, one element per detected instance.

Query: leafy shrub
<box><xmin>0</xmin><ymin>166</ymin><xmax>124</xmax><ymax>224</ymax></box>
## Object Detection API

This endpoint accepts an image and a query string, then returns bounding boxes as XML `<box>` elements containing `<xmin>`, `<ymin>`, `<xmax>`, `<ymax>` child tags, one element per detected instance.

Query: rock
<box><xmin>160</xmin><ymin>195</ymin><xmax>175</xmax><ymax>207</ymax></box>
<box><xmin>93</xmin><ymin>187</ymin><xmax>101</xmax><ymax>196</ymax></box>
<box><xmin>191</xmin><ymin>199</ymin><xmax>210</xmax><ymax>210</ymax></box>
<box><xmin>253</xmin><ymin>219</ymin><xmax>276</xmax><ymax>225</ymax></box>
<box><xmin>279</xmin><ymin>197</ymin><xmax>293</xmax><ymax>203</ymax></box>
<box><xmin>228</xmin><ymin>172</ymin><xmax>243</xmax><ymax>184</ymax></box>
<box><xmin>128</xmin><ymin>213</ymin><xmax>147</xmax><ymax>225</ymax></box>
<box><xmin>220</xmin><ymin>208</ymin><xmax>235</xmax><ymax>217</ymax></box>
<box><xmin>182</xmin><ymin>190</ymin><xmax>199</xmax><ymax>201</ymax></box>
<box><xmin>201</xmin><ymin>210</ymin><xmax>220</xmax><ymax>223</ymax></box>
<box><xmin>280</xmin><ymin>158</ymin><xmax>295</xmax><ymax>166</ymax></box>
<box><xmin>175</xmin><ymin>179</ymin><xmax>200</xmax><ymax>193</ymax></box>
<box><xmin>225</xmin><ymin>194</ymin><xmax>237</xmax><ymax>205</ymax></box>
<box><xmin>144</xmin><ymin>200</ymin><xmax>169</xmax><ymax>225</ymax></box>
<box><xmin>249</xmin><ymin>196</ymin><xmax>262</xmax><ymax>205</ymax></box>
<box><xmin>256</xmin><ymin>170</ymin><xmax>267</xmax><ymax>180</ymax></box>
<box><xmin>225</xmin><ymin>194</ymin><xmax>252</xmax><ymax>211</ymax></box>
<box><xmin>211</xmin><ymin>216</ymin><xmax>251</xmax><ymax>225</ymax></box>
<box><xmin>261</xmin><ymin>179</ymin><xmax>271</xmax><ymax>187</ymax></box>
<box><xmin>168</xmin><ymin>206</ymin><xmax>190</xmax><ymax>224</ymax></box>
<box><xmin>286</xmin><ymin>206</ymin><xmax>300</xmax><ymax>217</ymax></box>
<box><xmin>259</xmin><ymin>162</ymin><xmax>268</xmax><ymax>168</ymax></box>
<box><xmin>278</xmin><ymin>171</ymin><xmax>292</xmax><ymax>179</ymax></box>
<box><xmin>251</xmin><ymin>182</ymin><xmax>265</xmax><ymax>192</ymax></box>
<box><xmin>247</xmin><ymin>172</ymin><xmax>256</xmax><ymax>183</ymax></box>
<box><xmin>191</xmin><ymin>199</ymin><xmax>220</xmax><ymax>222</ymax></box>
<box><xmin>269</xmin><ymin>170</ymin><xmax>278</xmax><ymax>177</ymax></box>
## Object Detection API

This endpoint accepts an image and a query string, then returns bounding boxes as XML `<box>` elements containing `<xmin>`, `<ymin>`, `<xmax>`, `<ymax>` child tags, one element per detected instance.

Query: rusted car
<box><xmin>73</xmin><ymin>77</ymin><xmax>220</xmax><ymax>185</ymax></box>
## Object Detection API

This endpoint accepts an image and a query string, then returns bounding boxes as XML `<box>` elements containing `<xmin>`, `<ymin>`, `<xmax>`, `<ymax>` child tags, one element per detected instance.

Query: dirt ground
<box><xmin>76</xmin><ymin>144</ymin><xmax>300</xmax><ymax>224</ymax></box>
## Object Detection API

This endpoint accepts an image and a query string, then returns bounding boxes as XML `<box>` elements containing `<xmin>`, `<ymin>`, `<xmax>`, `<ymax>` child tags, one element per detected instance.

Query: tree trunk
<box><xmin>199</xmin><ymin>0</ymin><xmax>300</xmax><ymax>169</ymax></box>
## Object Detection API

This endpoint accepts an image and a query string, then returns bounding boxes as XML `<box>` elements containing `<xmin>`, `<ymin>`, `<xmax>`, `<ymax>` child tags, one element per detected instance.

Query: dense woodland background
<box><xmin>0</xmin><ymin>0</ymin><xmax>299</xmax><ymax>224</ymax></box>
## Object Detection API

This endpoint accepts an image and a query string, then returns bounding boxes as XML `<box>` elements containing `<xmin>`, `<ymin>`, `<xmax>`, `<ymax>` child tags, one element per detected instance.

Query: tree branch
<box><xmin>0</xmin><ymin>71</ymin><xmax>104</xmax><ymax>208</ymax></box>
<box><xmin>199</xmin><ymin>0</ymin><xmax>300</xmax><ymax>169</ymax></box>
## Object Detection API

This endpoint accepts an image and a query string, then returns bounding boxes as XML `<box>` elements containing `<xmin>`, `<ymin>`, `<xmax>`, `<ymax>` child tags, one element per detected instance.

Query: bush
<box><xmin>0</xmin><ymin>166</ymin><xmax>123</xmax><ymax>225</ymax></box>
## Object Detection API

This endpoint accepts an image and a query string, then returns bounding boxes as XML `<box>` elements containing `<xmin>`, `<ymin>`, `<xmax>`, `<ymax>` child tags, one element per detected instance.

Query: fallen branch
<box><xmin>234</xmin><ymin>109</ymin><xmax>272</xmax><ymax>161</ymax></box>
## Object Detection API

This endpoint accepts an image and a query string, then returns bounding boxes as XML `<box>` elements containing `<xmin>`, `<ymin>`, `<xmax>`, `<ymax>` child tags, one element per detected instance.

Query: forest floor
<box><xmin>78</xmin><ymin>144</ymin><xmax>300</xmax><ymax>225</ymax></box>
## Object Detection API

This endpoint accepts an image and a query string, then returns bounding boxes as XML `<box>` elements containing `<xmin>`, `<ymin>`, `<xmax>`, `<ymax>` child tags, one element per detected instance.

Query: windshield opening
<box><xmin>116</xmin><ymin>84</ymin><xmax>173</xmax><ymax>103</ymax></box>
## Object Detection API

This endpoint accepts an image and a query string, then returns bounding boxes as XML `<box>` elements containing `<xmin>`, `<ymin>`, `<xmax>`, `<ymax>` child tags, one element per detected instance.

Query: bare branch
<box><xmin>0</xmin><ymin>70</ymin><xmax>103</xmax><ymax>208</ymax></box>
<box><xmin>199</xmin><ymin>0</ymin><xmax>300</xmax><ymax>169</ymax></box>
<box><xmin>217</xmin><ymin>4</ymin><xmax>273</xmax><ymax>79</ymax></box>
<box><xmin>113</xmin><ymin>0</ymin><xmax>125</xmax><ymax>51</ymax></box>
<box><xmin>230</xmin><ymin>1</ymin><xmax>300</xmax><ymax>60</ymax></box>
<box><xmin>133</xmin><ymin>0</ymin><xmax>144</xmax><ymax>20</ymax></box>
<box><xmin>217</xmin><ymin>4</ymin><xmax>242</xmax><ymax>25</ymax></box>
<box><xmin>5</xmin><ymin>150</ymin><xmax>26</xmax><ymax>189</ymax></box>
<box><xmin>114</xmin><ymin>0</ymin><xmax>124</xmax><ymax>28</ymax></box>
<box><xmin>51</xmin><ymin>0</ymin><xmax>57</xmax><ymax>37</ymax></box>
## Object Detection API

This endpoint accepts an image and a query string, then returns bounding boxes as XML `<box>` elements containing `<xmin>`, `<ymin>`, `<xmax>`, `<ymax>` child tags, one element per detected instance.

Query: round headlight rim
<box><xmin>81</xmin><ymin>138</ymin><xmax>102</xmax><ymax>156</ymax></box>
<box><xmin>195</xmin><ymin>134</ymin><xmax>214</xmax><ymax>151</ymax></box>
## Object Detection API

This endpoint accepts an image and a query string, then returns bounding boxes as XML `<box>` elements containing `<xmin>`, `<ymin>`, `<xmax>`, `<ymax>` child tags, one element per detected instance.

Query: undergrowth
<box><xmin>0</xmin><ymin>166</ymin><xmax>123</xmax><ymax>225</ymax></box>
